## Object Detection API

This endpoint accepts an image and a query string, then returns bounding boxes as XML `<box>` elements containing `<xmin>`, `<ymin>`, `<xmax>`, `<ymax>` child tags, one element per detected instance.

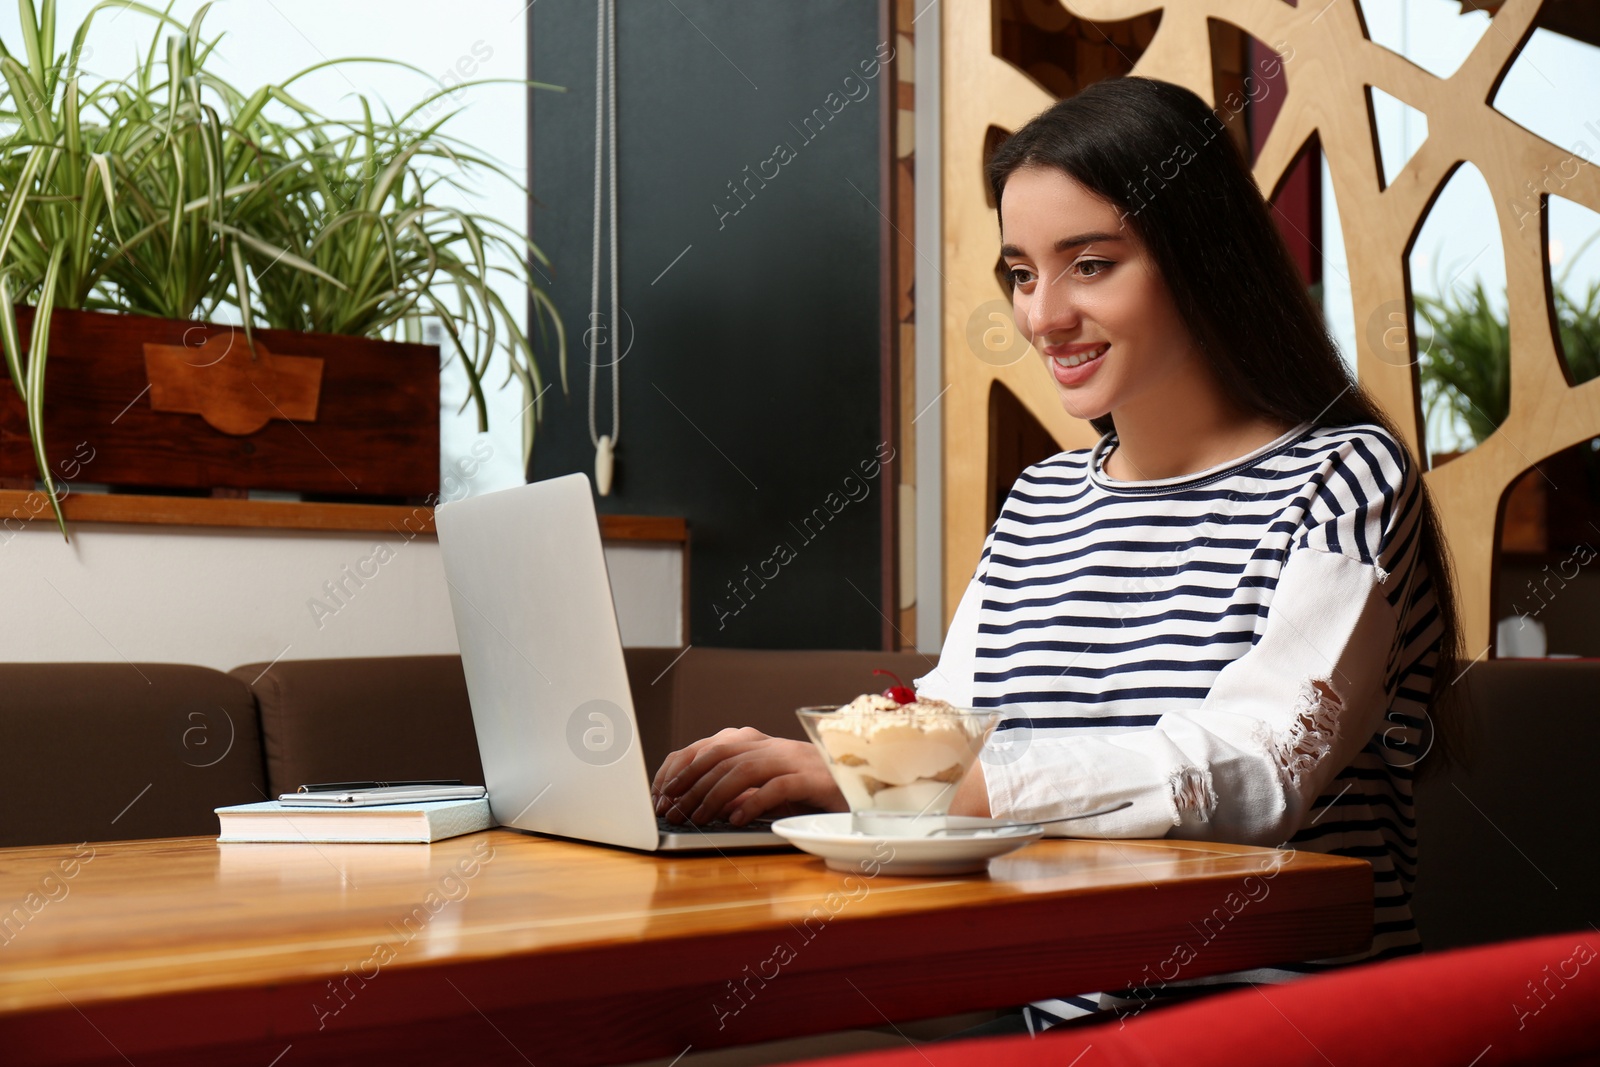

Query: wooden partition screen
<box><xmin>941</xmin><ymin>0</ymin><xmax>1600</xmax><ymax>658</ymax></box>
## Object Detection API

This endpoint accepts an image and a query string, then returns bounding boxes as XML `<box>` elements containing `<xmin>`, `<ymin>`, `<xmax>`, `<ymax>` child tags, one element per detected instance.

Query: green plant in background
<box><xmin>1415</xmin><ymin>242</ymin><xmax>1600</xmax><ymax>451</ymax></box>
<box><xmin>1415</xmin><ymin>279</ymin><xmax>1511</xmax><ymax>449</ymax></box>
<box><xmin>0</xmin><ymin>0</ymin><xmax>569</xmax><ymax>536</ymax></box>
<box><xmin>97</xmin><ymin>4</ymin><xmax>344</xmax><ymax>338</ymax></box>
<box><xmin>1555</xmin><ymin>278</ymin><xmax>1600</xmax><ymax>387</ymax></box>
<box><xmin>244</xmin><ymin>94</ymin><xmax>568</xmax><ymax>458</ymax></box>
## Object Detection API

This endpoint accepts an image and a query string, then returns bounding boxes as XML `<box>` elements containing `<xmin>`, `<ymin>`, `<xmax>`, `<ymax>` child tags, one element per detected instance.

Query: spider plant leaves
<box><xmin>228</xmin><ymin>235</ymin><xmax>253</xmax><ymax>355</ymax></box>
<box><xmin>528</xmin><ymin>280</ymin><xmax>567</xmax><ymax>399</ymax></box>
<box><xmin>15</xmin><ymin>0</ymin><xmax>49</xmax><ymax>102</ymax></box>
<box><xmin>391</xmin><ymin>76</ymin><xmax>566</xmax><ymax>132</ymax></box>
<box><xmin>88</xmin><ymin>151</ymin><xmax>117</xmax><ymax>237</ymax></box>
<box><xmin>425</xmin><ymin>289</ymin><xmax>487</xmax><ymax>432</ymax></box>
<box><xmin>0</xmin><ymin>273</ymin><xmax>24</xmax><ymax>396</ymax></box>
<box><xmin>210</xmin><ymin>221</ymin><xmax>348</xmax><ymax>290</ymax></box>
<box><xmin>1416</xmin><ymin>281</ymin><xmax>1510</xmax><ymax>446</ymax></box>
<box><xmin>0</xmin><ymin>144</ymin><xmax>46</xmax><ymax>262</ymax></box>
<box><xmin>26</xmin><ymin>244</ymin><xmax>66</xmax><ymax>538</ymax></box>
<box><xmin>60</xmin><ymin>69</ymin><xmax>78</xmax><ymax>154</ymax></box>
<box><xmin>0</xmin><ymin>61</ymin><xmax>46</xmax><ymax>144</ymax></box>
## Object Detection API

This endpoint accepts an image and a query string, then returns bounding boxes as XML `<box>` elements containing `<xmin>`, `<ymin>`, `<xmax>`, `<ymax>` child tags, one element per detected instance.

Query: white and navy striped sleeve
<box><xmin>983</xmin><ymin>435</ymin><xmax>1423</xmax><ymax>846</ymax></box>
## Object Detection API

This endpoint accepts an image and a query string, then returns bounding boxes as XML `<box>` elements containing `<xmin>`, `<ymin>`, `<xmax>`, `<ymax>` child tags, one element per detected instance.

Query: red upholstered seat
<box><xmin>788</xmin><ymin>931</ymin><xmax>1600</xmax><ymax>1067</ymax></box>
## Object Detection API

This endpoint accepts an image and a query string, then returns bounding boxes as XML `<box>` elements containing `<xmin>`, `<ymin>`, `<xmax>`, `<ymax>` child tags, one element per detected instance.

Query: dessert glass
<box><xmin>797</xmin><ymin>700</ymin><xmax>1002</xmax><ymax>837</ymax></box>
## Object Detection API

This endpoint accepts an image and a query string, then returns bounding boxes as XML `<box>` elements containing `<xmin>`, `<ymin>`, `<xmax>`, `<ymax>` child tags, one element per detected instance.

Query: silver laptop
<box><xmin>435</xmin><ymin>472</ymin><xmax>787</xmax><ymax>851</ymax></box>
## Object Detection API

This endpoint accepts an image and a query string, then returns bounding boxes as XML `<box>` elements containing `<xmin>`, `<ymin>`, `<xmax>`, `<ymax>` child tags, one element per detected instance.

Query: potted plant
<box><xmin>1417</xmin><ymin>247</ymin><xmax>1600</xmax><ymax>451</ymax></box>
<box><xmin>0</xmin><ymin>0</ymin><xmax>568</xmax><ymax>535</ymax></box>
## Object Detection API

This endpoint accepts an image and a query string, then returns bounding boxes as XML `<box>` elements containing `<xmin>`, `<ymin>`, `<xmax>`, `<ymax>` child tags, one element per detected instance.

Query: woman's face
<box><xmin>999</xmin><ymin>165</ymin><xmax>1204</xmax><ymax>423</ymax></box>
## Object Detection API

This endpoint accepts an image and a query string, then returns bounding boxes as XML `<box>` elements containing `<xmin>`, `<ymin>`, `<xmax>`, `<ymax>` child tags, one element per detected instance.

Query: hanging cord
<box><xmin>588</xmin><ymin>0</ymin><xmax>620</xmax><ymax>453</ymax></box>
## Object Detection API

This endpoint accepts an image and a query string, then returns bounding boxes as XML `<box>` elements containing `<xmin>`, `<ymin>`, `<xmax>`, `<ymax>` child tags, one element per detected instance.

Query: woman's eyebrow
<box><xmin>999</xmin><ymin>231</ymin><xmax>1125</xmax><ymax>258</ymax></box>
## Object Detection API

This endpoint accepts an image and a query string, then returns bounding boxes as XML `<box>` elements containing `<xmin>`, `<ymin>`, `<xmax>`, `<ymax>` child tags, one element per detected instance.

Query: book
<box><xmin>215</xmin><ymin>797</ymin><xmax>493</xmax><ymax>843</ymax></box>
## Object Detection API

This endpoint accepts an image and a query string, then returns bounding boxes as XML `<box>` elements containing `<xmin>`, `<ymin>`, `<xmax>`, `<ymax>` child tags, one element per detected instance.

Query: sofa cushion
<box><xmin>1411</xmin><ymin>658</ymin><xmax>1600</xmax><ymax>949</ymax></box>
<box><xmin>232</xmin><ymin>655</ymin><xmax>485</xmax><ymax>798</ymax></box>
<box><xmin>0</xmin><ymin>663</ymin><xmax>266</xmax><ymax>847</ymax></box>
<box><xmin>233</xmin><ymin>650</ymin><xmax>691</xmax><ymax>798</ymax></box>
<box><xmin>620</xmin><ymin>647</ymin><xmax>690</xmax><ymax>780</ymax></box>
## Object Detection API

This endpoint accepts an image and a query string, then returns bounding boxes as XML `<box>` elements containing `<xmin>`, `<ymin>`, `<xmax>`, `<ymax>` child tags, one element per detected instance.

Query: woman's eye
<box><xmin>1008</xmin><ymin>261</ymin><xmax>1111</xmax><ymax>287</ymax></box>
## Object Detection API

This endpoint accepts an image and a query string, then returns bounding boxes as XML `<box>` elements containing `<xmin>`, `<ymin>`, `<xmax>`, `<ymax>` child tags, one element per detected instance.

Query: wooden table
<box><xmin>0</xmin><ymin>830</ymin><xmax>1371</xmax><ymax>1066</ymax></box>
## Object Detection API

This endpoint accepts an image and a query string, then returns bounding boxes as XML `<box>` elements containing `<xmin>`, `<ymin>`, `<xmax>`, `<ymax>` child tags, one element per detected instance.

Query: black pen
<box><xmin>296</xmin><ymin>780</ymin><xmax>465</xmax><ymax>793</ymax></box>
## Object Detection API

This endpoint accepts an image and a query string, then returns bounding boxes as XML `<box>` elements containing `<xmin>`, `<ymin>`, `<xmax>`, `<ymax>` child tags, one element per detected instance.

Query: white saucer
<box><xmin>770</xmin><ymin>813</ymin><xmax>1045</xmax><ymax>875</ymax></box>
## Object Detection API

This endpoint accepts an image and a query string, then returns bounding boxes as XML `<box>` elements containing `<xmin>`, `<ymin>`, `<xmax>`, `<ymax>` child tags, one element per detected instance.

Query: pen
<box><xmin>296</xmin><ymin>780</ymin><xmax>466</xmax><ymax>793</ymax></box>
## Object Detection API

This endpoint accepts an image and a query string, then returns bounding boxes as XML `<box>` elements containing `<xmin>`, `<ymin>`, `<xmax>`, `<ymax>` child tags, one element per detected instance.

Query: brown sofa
<box><xmin>5</xmin><ymin>653</ymin><xmax>1595</xmax><ymax>955</ymax></box>
<box><xmin>227</xmin><ymin>646</ymin><xmax>936</xmax><ymax>800</ymax></box>
<box><xmin>1409</xmin><ymin>658</ymin><xmax>1600</xmax><ymax>950</ymax></box>
<box><xmin>0</xmin><ymin>647</ymin><xmax>934</xmax><ymax>847</ymax></box>
<box><xmin>1</xmin><ymin>662</ymin><xmax>268</xmax><ymax>846</ymax></box>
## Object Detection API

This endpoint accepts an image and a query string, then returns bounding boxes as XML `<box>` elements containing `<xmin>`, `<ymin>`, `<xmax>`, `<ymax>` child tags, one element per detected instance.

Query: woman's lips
<box><xmin>1048</xmin><ymin>343</ymin><xmax>1109</xmax><ymax>385</ymax></box>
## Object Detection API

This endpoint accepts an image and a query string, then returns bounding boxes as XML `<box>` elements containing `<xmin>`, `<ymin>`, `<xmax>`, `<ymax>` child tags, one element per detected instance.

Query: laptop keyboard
<box><xmin>657</xmin><ymin>814</ymin><xmax>776</xmax><ymax>835</ymax></box>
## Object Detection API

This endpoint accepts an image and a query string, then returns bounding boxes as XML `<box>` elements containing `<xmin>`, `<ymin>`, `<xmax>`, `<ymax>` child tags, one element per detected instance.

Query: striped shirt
<box><xmin>915</xmin><ymin>419</ymin><xmax>1441</xmax><ymax>1028</ymax></box>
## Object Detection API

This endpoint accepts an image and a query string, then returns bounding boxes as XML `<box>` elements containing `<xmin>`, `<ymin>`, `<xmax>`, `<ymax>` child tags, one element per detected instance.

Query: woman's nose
<box><xmin>1026</xmin><ymin>270</ymin><xmax>1081</xmax><ymax>341</ymax></box>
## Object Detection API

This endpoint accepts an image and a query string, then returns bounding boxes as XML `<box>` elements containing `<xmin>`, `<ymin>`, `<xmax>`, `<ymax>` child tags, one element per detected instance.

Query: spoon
<box><xmin>922</xmin><ymin>800</ymin><xmax>1134</xmax><ymax>836</ymax></box>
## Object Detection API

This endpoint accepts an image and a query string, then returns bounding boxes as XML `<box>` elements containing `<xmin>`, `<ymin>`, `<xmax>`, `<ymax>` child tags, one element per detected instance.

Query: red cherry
<box><xmin>872</xmin><ymin>669</ymin><xmax>917</xmax><ymax>705</ymax></box>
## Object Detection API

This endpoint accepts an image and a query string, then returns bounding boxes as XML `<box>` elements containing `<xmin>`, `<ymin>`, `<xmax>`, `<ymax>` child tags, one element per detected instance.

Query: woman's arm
<box><xmin>654</xmin><ymin>545</ymin><xmax>996</xmax><ymax>825</ymax></box>
<box><xmin>949</xmin><ymin>756</ymin><xmax>991</xmax><ymax>818</ymax></box>
<box><xmin>982</xmin><ymin>545</ymin><xmax>1402</xmax><ymax>845</ymax></box>
<box><xmin>651</xmin><ymin>728</ymin><xmax>847</xmax><ymax>825</ymax></box>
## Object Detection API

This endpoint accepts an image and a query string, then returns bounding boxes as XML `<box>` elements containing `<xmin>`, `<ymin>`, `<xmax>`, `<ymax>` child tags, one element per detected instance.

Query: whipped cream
<box><xmin>813</xmin><ymin>694</ymin><xmax>990</xmax><ymax>812</ymax></box>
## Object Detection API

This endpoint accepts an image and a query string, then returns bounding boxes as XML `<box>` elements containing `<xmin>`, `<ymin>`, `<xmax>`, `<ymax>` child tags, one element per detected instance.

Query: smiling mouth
<box><xmin>1050</xmin><ymin>343</ymin><xmax>1109</xmax><ymax>369</ymax></box>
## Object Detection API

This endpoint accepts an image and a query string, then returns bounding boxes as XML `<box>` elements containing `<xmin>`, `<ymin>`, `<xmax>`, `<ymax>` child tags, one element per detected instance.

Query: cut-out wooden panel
<box><xmin>942</xmin><ymin>0</ymin><xmax>1600</xmax><ymax>658</ymax></box>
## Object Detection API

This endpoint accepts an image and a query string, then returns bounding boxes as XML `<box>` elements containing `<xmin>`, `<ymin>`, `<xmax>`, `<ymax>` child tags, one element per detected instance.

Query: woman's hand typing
<box><xmin>650</xmin><ymin>727</ymin><xmax>847</xmax><ymax>825</ymax></box>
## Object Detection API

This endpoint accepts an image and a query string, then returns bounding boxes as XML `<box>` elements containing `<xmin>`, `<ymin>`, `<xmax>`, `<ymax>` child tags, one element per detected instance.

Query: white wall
<box><xmin>1</xmin><ymin>524</ymin><xmax>682</xmax><ymax>671</ymax></box>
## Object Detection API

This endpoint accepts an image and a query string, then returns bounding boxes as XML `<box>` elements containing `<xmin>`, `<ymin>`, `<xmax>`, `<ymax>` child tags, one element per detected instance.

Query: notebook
<box><xmin>215</xmin><ymin>797</ymin><xmax>493</xmax><ymax>843</ymax></box>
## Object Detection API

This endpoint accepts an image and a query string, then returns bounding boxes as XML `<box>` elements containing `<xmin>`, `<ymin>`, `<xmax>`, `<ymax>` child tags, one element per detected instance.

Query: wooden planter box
<box><xmin>0</xmin><ymin>307</ymin><xmax>438</xmax><ymax>499</ymax></box>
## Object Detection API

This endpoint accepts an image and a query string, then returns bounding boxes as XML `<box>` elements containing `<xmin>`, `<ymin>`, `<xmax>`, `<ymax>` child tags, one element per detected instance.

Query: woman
<box><xmin>651</xmin><ymin>75</ymin><xmax>1465</xmax><ymax>1033</ymax></box>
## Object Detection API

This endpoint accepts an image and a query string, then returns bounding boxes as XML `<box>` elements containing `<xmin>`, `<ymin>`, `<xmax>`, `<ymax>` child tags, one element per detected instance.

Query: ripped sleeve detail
<box><xmin>1261</xmin><ymin>676</ymin><xmax>1343</xmax><ymax>794</ymax></box>
<box><xmin>1167</xmin><ymin>677</ymin><xmax>1345</xmax><ymax>830</ymax></box>
<box><xmin>1169</xmin><ymin>765</ymin><xmax>1217</xmax><ymax>825</ymax></box>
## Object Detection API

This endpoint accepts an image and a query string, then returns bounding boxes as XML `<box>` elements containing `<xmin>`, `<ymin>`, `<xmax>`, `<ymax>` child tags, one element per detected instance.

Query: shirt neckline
<box><xmin>1088</xmin><ymin>418</ymin><xmax>1316</xmax><ymax>493</ymax></box>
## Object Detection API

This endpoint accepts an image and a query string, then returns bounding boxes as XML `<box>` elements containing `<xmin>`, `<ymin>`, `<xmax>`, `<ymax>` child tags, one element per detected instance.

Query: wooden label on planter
<box><xmin>143</xmin><ymin>334</ymin><xmax>324</xmax><ymax>436</ymax></box>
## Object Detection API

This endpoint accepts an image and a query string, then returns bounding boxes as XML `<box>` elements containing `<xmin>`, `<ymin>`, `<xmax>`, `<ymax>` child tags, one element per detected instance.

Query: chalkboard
<box><xmin>528</xmin><ymin>0</ymin><xmax>890</xmax><ymax>650</ymax></box>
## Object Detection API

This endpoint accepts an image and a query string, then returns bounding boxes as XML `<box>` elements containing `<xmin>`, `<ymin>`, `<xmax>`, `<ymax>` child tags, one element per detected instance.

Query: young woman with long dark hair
<box><xmin>651</xmin><ymin>74</ymin><xmax>1465</xmax><ymax>1034</ymax></box>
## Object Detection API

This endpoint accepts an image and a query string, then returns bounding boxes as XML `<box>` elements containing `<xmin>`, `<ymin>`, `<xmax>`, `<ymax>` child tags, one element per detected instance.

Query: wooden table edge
<box><xmin>0</xmin><ymin>832</ymin><xmax>1373</xmax><ymax>1066</ymax></box>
